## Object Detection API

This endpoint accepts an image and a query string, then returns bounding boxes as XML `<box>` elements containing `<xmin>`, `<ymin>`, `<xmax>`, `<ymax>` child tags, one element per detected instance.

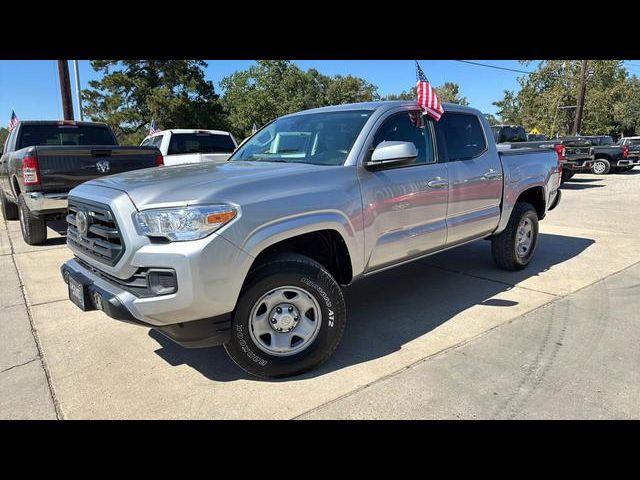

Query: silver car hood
<box><xmin>82</xmin><ymin>161</ymin><xmax>334</xmax><ymax>209</ymax></box>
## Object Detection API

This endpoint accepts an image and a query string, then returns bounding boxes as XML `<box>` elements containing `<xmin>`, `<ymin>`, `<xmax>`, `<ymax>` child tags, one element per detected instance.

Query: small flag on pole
<box><xmin>8</xmin><ymin>109</ymin><xmax>19</xmax><ymax>131</ymax></box>
<box><xmin>149</xmin><ymin>119</ymin><xmax>160</xmax><ymax>135</ymax></box>
<box><xmin>415</xmin><ymin>61</ymin><xmax>444</xmax><ymax>121</ymax></box>
<box><xmin>252</xmin><ymin>123</ymin><xmax>258</xmax><ymax>135</ymax></box>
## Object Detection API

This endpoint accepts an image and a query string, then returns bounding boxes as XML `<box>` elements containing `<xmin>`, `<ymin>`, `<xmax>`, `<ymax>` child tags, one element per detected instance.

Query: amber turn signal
<box><xmin>206</xmin><ymin>210</ymin><xmax>237</xmax><ymax>225</ymax></box>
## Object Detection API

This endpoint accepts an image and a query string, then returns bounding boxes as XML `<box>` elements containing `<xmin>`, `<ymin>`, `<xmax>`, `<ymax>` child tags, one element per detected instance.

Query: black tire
<box><xmin>224</xmin><ymin>253</ymin><xmax>346</xmax><ymax>379</ymax></box>
<box><xmin>17</xmin><ymin>194</ymin><xmax>47</xmax><ymax>245</ymax></box>
<box><xmin>491</xmin><ymin>202</ymin><xmax>539</xmax><ymax>271</ymax></box>
<box><xmin>621</xmin><ymin>166</ymin><xmax>633</xmax><ymax>172</ymax></box>
<box><xmin>591</xmin><ymin>158</ymin><xmax>610</xmax><ymax>175</ymax></box>
<box><xmin>561</xmin><ymin>170</ymin><xmax>573</xmax><ymax>183</ymax></box>
<box><xmin>0</xmin><ymin>190</ymin><xmax>19</xmax><ymax>221</ymax></box>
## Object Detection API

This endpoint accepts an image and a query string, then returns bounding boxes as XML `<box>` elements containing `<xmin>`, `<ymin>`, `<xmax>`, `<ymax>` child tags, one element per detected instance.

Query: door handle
<box><xmin>482</xmin><ymin>169</ymin><xmax>502</xmax><ymax>180</ymax></box>
<box><xmin>427</xmin><ymin>177</ymin><xmax>448</xmax><ymax>189</ymax></box>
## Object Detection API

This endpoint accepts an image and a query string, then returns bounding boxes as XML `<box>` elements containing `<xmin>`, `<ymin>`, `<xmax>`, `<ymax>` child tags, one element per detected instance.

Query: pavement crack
<box><xmin>0</xmin><ymin>357</ymin><xmax>39</xmax><ymax>375</ymax></box>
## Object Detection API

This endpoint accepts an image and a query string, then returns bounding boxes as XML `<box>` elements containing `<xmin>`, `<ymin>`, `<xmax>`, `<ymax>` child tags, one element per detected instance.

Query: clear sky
<box><xmin>2</xmin><ymin>60</ymin><xmax>640</xmax><ymax>124</ymax></box>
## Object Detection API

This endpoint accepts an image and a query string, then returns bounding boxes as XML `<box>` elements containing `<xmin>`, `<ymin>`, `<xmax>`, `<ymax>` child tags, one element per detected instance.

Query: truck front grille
<box><xmin>66</xmin><ymin>198</ymin><xmax>125</xmax><ymax>266</ymax></box>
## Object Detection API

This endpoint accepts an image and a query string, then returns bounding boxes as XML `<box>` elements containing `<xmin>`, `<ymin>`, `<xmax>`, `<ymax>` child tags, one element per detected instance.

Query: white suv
<box><xmin>141</xmin><ymin>129</ymin><xmax>238</xmax><ymax>166</ymax></box>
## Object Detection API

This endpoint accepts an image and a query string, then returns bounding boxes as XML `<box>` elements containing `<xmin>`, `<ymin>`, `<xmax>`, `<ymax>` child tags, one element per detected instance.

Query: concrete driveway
<box><xmin>1</xmin><ymin>170</ymin><xmax>639</xmax><ymax>419</ymax></box>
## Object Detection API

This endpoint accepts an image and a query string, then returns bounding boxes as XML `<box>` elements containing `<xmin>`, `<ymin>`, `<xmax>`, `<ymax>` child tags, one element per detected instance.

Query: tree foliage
<box><xmin>82</xmin><ymin>60</ymin><xmax>227</xmax><ymax>144</ymax></box>
<box><xmin>493</xmin><ymin>60</ymin><xmax>640</xmax><ymax>138</ymax></box>
<box><xmin>0</xmin><ymin>127</ymin><xmax>8</xmax><ymax>148</ymax></box>
<box><xmin>383</xmin><ymin>82</ymin><xmax>469</xmax><ymax>106</ymax></box>
<box><xmin>220</xmin><ymin>61</ymin><xmax>379</xmax><ymax>139</ymax></box>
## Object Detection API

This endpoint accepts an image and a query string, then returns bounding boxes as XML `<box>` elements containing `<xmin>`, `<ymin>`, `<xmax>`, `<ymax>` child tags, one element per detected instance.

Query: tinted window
<box><xmin>230</xmin><ymin>110</ymin><xmax>372</xmax><ymax>166</ymax></box>
<box><xmin>17</xmin><ymin>124</ymin><xmax>116</xmax><ymax>149</ymax></box>
<box><xmin>437</xmin><ymin>113</ymin><xmax>487</xmax><ymax>161</ymax></box>
<box><xmin>496</xmin><ymin>126</ymin><xmax>526</xmax><ymax>143</ymax></box>
<box><xmin>372</xmin><ymin>112</ymin><xmax>434</xmax><ymax>165</ymax></box>
<box><xmin>168</xmin><ymin>133</ymin><xmax>235</xmax><ymax>155</ymax></box>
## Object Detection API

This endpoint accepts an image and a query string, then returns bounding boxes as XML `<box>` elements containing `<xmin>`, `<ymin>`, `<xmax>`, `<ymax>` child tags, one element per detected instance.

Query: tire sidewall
<box><xmin>226</xmin><ymin>261</ymin><xmax>345</xmax><ymax>378</ymax></box>
<box><xmin>514</xmin><ymin>207</ymin><xmax>539</xmax><ymax>267</ymax></box>
<box><xmin>592</xmin><ymin>158</ymin><xmax>610</xmax><ymax>174</ymax></box>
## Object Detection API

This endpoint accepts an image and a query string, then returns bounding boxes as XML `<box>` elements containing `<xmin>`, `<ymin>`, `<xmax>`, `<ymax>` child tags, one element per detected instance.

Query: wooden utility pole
<box><xmin>572</xmin><ymin>60</ymin><xmax>588</xmax><ymax>135</ymax></box>
<box><xmin>57</xmin><ymin>60</ymin><xmax>74</xmax><ymax>120</ymax></box>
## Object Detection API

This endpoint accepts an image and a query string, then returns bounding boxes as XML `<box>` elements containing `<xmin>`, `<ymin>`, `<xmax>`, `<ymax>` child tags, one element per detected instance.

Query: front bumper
<box><xmin>564</xmin><ymin>159</ymin><xmax>594</xmax><ymax>171</ymax></box>
<box><xmin>61</xmin><ymin>259</ymin><xmax>232</xmax><ymax>348</ymax></box>
<box><xmin>23</xmin><ymin>192</ymin><xmax>68</xmax><ymax>214</ymax></box>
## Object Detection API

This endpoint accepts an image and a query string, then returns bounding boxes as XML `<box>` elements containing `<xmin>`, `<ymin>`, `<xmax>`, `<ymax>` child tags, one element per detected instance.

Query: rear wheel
<box><xmin>0</xmin><ymin>190</ymin><xmax>19</xmax><ymax>221</ymax></box>
<box><xmin>224</xmin><ymin>253</ymin><xmax>346</xmax><ymax>378</ymax></box>
<box><xmin>491</xmin><ymin>202</ymin><xmax>539</xmax><ymax>271</ymax></box>
<box><xmin>18</xmin><ymin>194</ymin><xmax>47</xmax><ymax>245</ymax></box>
<box><xmin>592</xmin><ymin>158</ymin><xmax>610</xmax><ymax>175</ymax></box>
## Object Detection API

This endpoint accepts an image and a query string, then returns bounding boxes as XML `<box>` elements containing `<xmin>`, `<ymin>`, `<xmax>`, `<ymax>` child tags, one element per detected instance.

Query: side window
<box><xmin>371</xmin><ymin>111</ymin><xmax>435</xmax><ymax>165</ymax></box>
<box><xmin>437</xmin><ymin>113</ymin><xmax>487</xmax><ymax>161</ymax></box>
<box><xmin>151</xmin><ymin>135</ymin><xmax>163</xmax><ymax>149</ymax></box>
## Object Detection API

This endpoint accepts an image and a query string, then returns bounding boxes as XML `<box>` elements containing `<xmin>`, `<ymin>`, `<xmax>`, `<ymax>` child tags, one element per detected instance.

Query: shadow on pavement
<box><xmin>565</xmin><ymin>178</ymin><xmax>603</xmax><ymax>183</ymax></box>
<box><xmin>149</xmin><ymin>233</ymin><xmax>594</xmax><ymax>382</ymax></box>
<box><xmin>561</xmin><ymin>183</ymin><xmax>605</xmax><ymax>190</ymax></box>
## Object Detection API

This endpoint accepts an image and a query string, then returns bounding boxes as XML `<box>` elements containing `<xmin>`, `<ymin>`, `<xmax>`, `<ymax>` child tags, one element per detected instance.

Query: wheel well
<box><xmin>250</xmin><ymin>230</ymin><xmax>353</xmax><ymax>285</ymax></box>
<box><xmin>516</xmin><ymin>186</ymin><xmax>545</xmax><ymax>219</ymax></box>
<box><xmin>594</xmin><ymin>155</ymin><xmax>611</xmax><ymax>162</ymax></box>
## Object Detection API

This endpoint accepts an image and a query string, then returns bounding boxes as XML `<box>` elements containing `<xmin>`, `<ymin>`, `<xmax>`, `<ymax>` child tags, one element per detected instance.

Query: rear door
<box><xmin>435</xmin><ymin>112</ymin><xmax>503</xmax><ymax>245</ymax></box>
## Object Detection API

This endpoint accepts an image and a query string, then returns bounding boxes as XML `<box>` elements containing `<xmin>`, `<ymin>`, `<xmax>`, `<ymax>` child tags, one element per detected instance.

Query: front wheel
<box><xmin>491</xmin><ymin>202</ymin><xmax>539</xmax><ymax>271</ymax></box>
<box><xmin>592</xmin><ymin>158</ymin><xmax>610</xmax><ymax>175</ymax></box>
<box><xmin>224</xmin><ymin>253</ymin><xmax>346</xmax><ymax>378</ymax></box>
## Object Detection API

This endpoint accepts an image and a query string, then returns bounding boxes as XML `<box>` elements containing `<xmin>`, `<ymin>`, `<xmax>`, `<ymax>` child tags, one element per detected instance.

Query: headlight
<box><xmin>135</xmin><ymin>205</ymin><xmax>237</xmax><ymax>241</ymax></box>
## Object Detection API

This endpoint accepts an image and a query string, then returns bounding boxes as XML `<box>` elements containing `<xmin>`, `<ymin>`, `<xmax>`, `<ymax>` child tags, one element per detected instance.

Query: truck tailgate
<box><xmin>35</xmin><ymin>146</ymin><xmax>158</xmax><ymax>192</ymax></box>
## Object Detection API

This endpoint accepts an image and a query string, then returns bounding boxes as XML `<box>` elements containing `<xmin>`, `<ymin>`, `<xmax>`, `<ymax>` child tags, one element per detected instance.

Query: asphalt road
<box><xmin>1</xmin><ymin>170</ymin><xmax>639</xmax><ymax>419</ymax></box>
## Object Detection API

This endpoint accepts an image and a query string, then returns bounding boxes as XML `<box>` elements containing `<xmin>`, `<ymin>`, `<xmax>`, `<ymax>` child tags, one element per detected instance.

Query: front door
<box><xmin>358</xmin><ymin>110</ymin><xmax>449</xmax><ymax>272</ymax></box>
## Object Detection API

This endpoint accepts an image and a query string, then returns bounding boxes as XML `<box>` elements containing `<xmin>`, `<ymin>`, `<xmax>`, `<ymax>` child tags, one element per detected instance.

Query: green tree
<box><xmin>484</xmin><ymin>113</ymin><xmax>500</xmax><ymax>126</ymax></box>
<box><xmin>493</xmin><ymin>60</ymin><xmax>639</xmax><ymax>138</ymax></box>
<box><xmin>82</xmin><ymin>60</ymin><xmax>227</xmax><ymax>145</ymax></box>
<box><xmin>220</xmin><ymin>61</ymin><xmax>379</xmax><ymax>139</ymax></box>
<box><xmin>383</xmin><ymin>82</ymin><xmax>469</xmax><ymax>105</ymax></box>
<box><xmin>0</xmin><ymin>127</ymin><xmax>8</xmax><ymax>149</ymax></box>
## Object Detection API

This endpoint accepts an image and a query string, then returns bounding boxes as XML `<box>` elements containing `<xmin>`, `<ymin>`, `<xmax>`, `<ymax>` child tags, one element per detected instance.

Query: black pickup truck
<box><xmin>581</xmin><ymin>135</ymin><xmax>635</xmax><ymax>174</ymax></box>
<box><xmin>0</xmin><ymin>120</ymin><xmax>163</xmax><ymax>245</ymax></box>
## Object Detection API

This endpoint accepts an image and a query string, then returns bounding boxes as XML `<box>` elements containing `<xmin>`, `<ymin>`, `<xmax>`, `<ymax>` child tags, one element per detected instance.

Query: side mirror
<box><xmin>365</xmin><ymin>141</ymin><xmax>418</xmax><ymax>170</ymax></box>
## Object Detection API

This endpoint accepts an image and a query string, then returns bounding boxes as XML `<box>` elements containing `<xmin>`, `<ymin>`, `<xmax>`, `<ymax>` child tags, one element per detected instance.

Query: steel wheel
<box><xmin>248</xmin><ymin>285</ymin><xmax>322</xmax><ymax>357</ymax></box>
<box><xmin>515</xmin><ymin>217</ymin><xmax>533</xmax><ymax>258</ymax></box>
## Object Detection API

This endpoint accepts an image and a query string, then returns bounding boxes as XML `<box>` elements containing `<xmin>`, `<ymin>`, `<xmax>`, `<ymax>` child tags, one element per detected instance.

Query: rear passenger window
<box><xmin>437</xmin><ymin>113</ymin><xmax>486</xmax><ymax>161</ymax></box>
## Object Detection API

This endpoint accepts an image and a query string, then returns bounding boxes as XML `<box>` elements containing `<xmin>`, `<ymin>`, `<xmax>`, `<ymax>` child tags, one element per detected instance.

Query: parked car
<box><xmin>615</xmin><ymin>136</ymin><xmax>640</xmax><ymax>171</ymax></box>
<box><xmin>140</xmin><ymin>129</ymin><xmax>237</xmax><ymax>166</ymax></box>
<box><xmin>491</xmin><ymin>125</ymin><xmax>592</xmax><ymax>182</ymax></box>
<box><xmin>61</xmin><ymin>102</ymin><xmax>562</xmax><ymax>378</ymax></box>
<box><xmin>580</xmin><ymin>135</ymin><xmax>633</xmax><ymax>174</ymax></box>
<box><xmin>0</xmin><ymin>120</ymin><xmax>163</xmax><ymax>245</ymax></box>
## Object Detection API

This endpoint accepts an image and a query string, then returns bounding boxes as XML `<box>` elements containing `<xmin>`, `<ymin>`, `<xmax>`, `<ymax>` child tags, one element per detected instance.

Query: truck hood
<box><xmin>82</xmin><ymin>161</ymin><xmax>334</xmax><ymax>209</ymax></box>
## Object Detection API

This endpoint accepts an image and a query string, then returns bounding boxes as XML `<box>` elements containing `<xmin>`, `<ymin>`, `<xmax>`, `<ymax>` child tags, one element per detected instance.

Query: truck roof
<box><xmin>281</xmin><ymin>101</ymin><xmax>479</xmax><ymax>118</ymax></box>
<box><xmin>14</xmin><ymin>120</ymin><xmax>109</xmax><ymax>127</ymax></box>
<box><xmin>147</xmin><ymin>129</ymin><xmax>233</xmax><ymax>137</ymax></box>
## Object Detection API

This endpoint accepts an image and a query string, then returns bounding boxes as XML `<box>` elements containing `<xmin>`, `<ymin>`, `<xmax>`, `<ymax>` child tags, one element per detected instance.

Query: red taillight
<box><xmin>623</xmin><ymin>146</ymin><xmax>629</xmax><ymax>158</ymax></box>
<box><xmin>22</xmin><ymin>154</ymin><xmax>40</xmax><ymax>186</ymax></box>
<box><xmin>155</xmin><ymin>154</ymin><xmax>164</xmax><ymax>166</ymax></box>
<box><xmin>554</xmin><ymin>143</ymin><xmax>566</xmax><ymax>161</ymax></box>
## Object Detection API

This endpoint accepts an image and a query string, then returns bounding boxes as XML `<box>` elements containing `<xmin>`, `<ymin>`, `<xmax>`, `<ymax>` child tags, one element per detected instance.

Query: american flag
<box><xmin>8</xmin><ymin>109</ymin><xmax>19</xmax><ymax>131</ymax></box>
<box><xmin>149</xmin><ymin>119</ymin><xmax>159</xmax><ymax>135</ymax></box>
<box><xmin>252</xmin><ymin>123</ymin><xmax>258</xmax><ymax>134</ymax></box>
<box><xmin>416</xmin><ymin>61</ymin><xmax>444</xmax><ymax>121</ymax></box>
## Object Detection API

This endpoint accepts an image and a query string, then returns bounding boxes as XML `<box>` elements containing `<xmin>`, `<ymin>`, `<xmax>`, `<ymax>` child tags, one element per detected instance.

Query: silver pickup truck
<box><xmin>61</xmin><ymin>101</ymin><xmax>562</xmax><ymax>378</ymax></box>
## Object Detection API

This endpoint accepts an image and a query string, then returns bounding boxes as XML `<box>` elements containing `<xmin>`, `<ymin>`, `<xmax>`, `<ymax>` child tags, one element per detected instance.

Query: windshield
<box><xmin>229</xmin><ymin>110</ymin><xmax>373</xmax><ymax>166</ymax></box>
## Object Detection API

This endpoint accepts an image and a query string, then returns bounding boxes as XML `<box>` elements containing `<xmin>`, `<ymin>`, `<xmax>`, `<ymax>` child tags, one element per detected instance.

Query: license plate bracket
<box><xmin>68</xmin><ymin>273</ymin><xmax>93</xmax><ymax>311</ymax></box>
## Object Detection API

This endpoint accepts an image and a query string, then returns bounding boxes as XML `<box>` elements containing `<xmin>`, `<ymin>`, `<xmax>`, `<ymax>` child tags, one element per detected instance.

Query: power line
<box><xmin>455</xmin><ymin>60</ymin><xmax>533</xmax><ymax>75</ymax></box>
